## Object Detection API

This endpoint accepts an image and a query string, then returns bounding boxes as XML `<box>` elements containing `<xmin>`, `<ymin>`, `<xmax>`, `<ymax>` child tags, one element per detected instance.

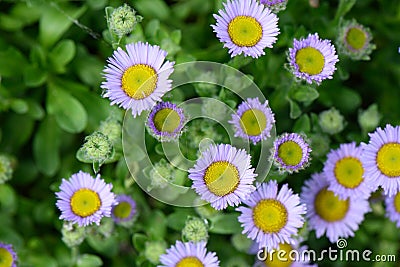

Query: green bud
<box><xmin>144</xmin><ymin>240</ymin><xmax>167</xmax><ymax>264</ymax></box>
<box><xmin>358</xmin><ymin>104</ymin><xmax>381</xmax><ymax>133</ymax></box>
<box><xmin>79</xmin><ymin>131</ymin><xmax>113</xmax><ymax>163</ymax></box>
<box><xmin>0</xmin><ymin>154</ymin><xmax>13</xmax><ymax>184</ymax></box>
<box><xmin>231</xmin><ymin>233</ymin><xmax>253</xmax><ymax>253</ymax></box>
<box><xmin>201</xmin><ymin>99</ymin><xmax>227</xmax><ymax>122</ymax></box>
<box><xmin>98</xmin><ymin>117</ymin><xmax>122</xmax><ymax>145</ymax></box>
<box><xmin>194</xmin><ymin>72</ymin><xmax>219</xmax><ymax>97</ymax></box>
<box><xmin>95</xmin><ymin>217</ymin><xmax>114</xmax><ymax>238</ymax></box>
<box><xmin>182</xmin><ymin>216</ymin><xmax>209</xmax><ymax>243</ymax></box>
<box><xmin>109</xmin><ymin>4</ymin><xmax>142</xmax><ymax>37</ymax></box>
<box><xmin>61</xmin><ymin>222</ymin><xmax>86</xmax><ymax>248</ymax></box>
<box><xmin>318</xmin><ymin>107</ymin><xmax>345</xmax><ymax>135</ymax></box>
<box><xmin>148</xmin><ymin>159</ymin><xmax>176</xmax><ymax>191</ymax></box>
<box><xmin>310</xmin><ymin>133</ymin><xmax>331</xmax><ymax>158</ymax></box>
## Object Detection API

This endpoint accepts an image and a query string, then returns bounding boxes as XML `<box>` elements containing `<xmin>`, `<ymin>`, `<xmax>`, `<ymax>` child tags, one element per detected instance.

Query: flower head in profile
<box><xmin>301</xmin><ymin>172</ymin><xmax>370</xmax><ymax>243</ymax></box>
<box><xmin>111</xmin><ymin>194</ymin><xmax>137</xmax><ymax>224</ymax></box>
<box><xmin>272</xmin><ymin>133</ymin><xmax>311</xmax><ymax>174</ymax></box>
<box><xmin>237</xmin><ymin>180</ymin><xmax>306</xmax><ymax>251</ymax></box>
<box><xmin>158</xmin><ymin>241</ymin><xmax>220</xmax><ymax>267</ymax></box>
<box><xmin>102</xmin><ymin>42</ymin><xmax>174</xmax><ymax>117</ymax></box>
<box><xmin>337</xmin><ymin>19</ymin><xmax>376</xmax><ymax>60</ymax></box>
<box><xmin>229</xmin><ymin>98</ymin><xmax>275</xmax><ymax>145</ymax></box>
<box><xmin>0</xmin><ymin>242</ymin><xmax>17</xmax><ymax>267</ymax></box>
<box><xmin>288</xmin><ymin>33</ymin><xmax>339</xmax><ymax>85</ymax></box>
<box><xmin>323</xmin><ymin>142</ymin><xmax>374</xmax><ymax>200</ymax></box>
<box><xmin>384</xmin><ymin>191</ymin><xmax>400</xmax><ymax>228</ymax></box>
<box><xmin>361</xmin><ymin>124</ymin><xmax>400</xmax><ymax>197</ymax></box>
<box><xmin>212</xmin><ymin>0</ymin><xmax>280</xmax><ymax>58</ymax></box>
<box><xmin>55</xmin><ymin>171</ymin><xmax>116</xmax><ymax>227</ymax></box>
<box><xmin>146</xmin><ymin>101</ymin><xmax>186</xmax><ymax>142</ymax></box>
<box><xmin>188</xmin><ymin>144</ymin><xmax>257</xmax><ymax>210</ymax></box>
<box><xmin>260</xmin><ymin>0</ymin><xmax>288</xmax><ymax>13</ymax></box>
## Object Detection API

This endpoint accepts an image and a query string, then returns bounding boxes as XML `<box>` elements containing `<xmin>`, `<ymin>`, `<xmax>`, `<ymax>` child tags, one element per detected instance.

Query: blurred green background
<box><xmin>0</xmin><ymin>0</ymin><xmax>400</xmax><ymax>266</ymax></box>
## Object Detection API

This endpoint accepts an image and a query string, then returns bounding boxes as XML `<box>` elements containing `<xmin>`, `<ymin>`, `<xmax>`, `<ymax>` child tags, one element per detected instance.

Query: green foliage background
<box><xmin>0</xmin><ymin>0</ymin><xmax>400</xmax><ymax>266</ymax></box>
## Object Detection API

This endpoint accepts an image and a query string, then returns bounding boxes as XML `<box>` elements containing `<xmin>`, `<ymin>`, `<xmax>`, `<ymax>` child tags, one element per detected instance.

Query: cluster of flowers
<box><xmin>32</xmin><ymin>0</ymin><xmax>384</xmax><ymax>266</ymax></box>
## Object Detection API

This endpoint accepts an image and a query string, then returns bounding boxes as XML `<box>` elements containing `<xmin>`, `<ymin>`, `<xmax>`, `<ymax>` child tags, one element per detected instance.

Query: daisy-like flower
<box><xmin>237</xmin><ymin>180</ymin><xmax>306</xmax><ymax>251</ymax></box>
<box><xmin>259</xmin><ymin>0</ymin><xmax>288</xmax><ymax>13</ymax></box>
<box><xmin>301</xmin><ymin>172</ymin><xmax>370</xmax><ymax>243</ymax></box>
<box><xmin>288</xmin><ymin>33</ymin><xmax>339</xmax><ymax>85</ymax></box>
<box><xmin>337</xmin><ymin>19</ymin><xmax>376</xmax><ymax>60</ymax></box>
<box><xmin>56</xmin><ymin>171</ymin><xmax>116</xmax><ymax>227</ymax></box>
<box><xmin>384</xmin><ymin>191</ymin><xmax>400</xmax><ymax>228</ymax></box>
<box><xmin>272</xmin><ymin>133</ymin><xmax>311</xmax><ymax>174</ymax></box>
<box><xmin>111</xmin><ymin>194</ymin><xmax>137</xmax><ymax>224</ymax></box>
<box><xmin>323</xmin><ymin>142</ymin><xmax>373</xmax><ymax>200</ymax></box>
<box><xmin>361</xmin><ymin>124</ymin><xmax>400</xmax><ymax>197</ymax></box>
<box><xmin>158</xmin><ymin>241</ymin><xmax>220</xmax><ymax>267</ymax></box>
<box><xmin>146</xmin><ymin>101</ymin><xmax>186</xmax><ymax>142</ymax></box>
<box><xmin>188</xmin><ymin>144</ymin><xmax>257</xmax><ymax>210</ymax></box>
<box><xmin>211</xmin><ymin>0</ymin><xmax>280</xmax><ymax>58</ymax></box>
<box><xmin>0</xmin><ymin>242</ymin><xmax>17</xmax><ymax>267</ymax></box>
<box><xmin>101</xmin><ymin>42</ymin><xmax>174</xmax><ymax>117</ymax></box>
<box><xmin>229</xmin><ymin>98</ymin><xmax>275</xmax><ymax>145</ymax></box>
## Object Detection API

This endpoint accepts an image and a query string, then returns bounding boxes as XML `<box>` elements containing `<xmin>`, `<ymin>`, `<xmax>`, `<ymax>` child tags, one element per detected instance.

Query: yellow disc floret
<box><xmin>295</xmin><ymin>47</ymin><xmax>325</xmax><ymax>75</ymax></box>
<box><xmin>314</xmin><ymin>188</ymin><xmax>349</xmax><ymax>222</ymax></box>
<box><xmin>122</xmin><ymin>64</ymin><xmax>157</xmax><ymax>99</ymax></box>
<box><xmin>240</xmin><ymin>109</ymin><xmax>267</xmax><ymax>136</ymax></box>
<box><xmin>253</xmin><ymin>199</ymin><xmax>288</xmax><ymax>233</ymax></box>
<box><xmin>376</xmin><ymin>143</ymin><xmax>400</xmax><ymax>177</ymax></box>
<box><xmin>334</xmin><ymin>157</ymin><xmax>364</xmax><ymax>188</ymax></box>
<box><xmin>70</xmin><ymin>188</ymin><xmax>101</xmax><ymax>217</ymax></box>
<box><xmin>204</xmin><ymin>161</ymin><xmax>240</xmax><ymax>197</ymax></box>
<box><xmin>228</xmin><ymin>16</ymin><xmax>263</xmax><ymax>47</ymax></box>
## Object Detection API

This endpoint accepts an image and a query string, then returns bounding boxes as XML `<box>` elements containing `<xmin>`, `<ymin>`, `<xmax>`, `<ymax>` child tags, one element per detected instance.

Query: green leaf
<box><xmin>209</xmin><ymin>213</ymin><xmax>242</xmax><ymax>234</ymax></box>
<box><xmin>146</xmin><ymin>210</ymin><xmax>167</xmax><ymax>240</ymax></box>
<box><xmin>334</xmin><ymin>0</ymin><xmax>357</xmax><ymax>23</ymax></box>
<box><xmin>289</xmin><ymin>100</ymin><xmax>302</xmax><ymax>119</ymax></box>
<box><xmin>23</xmin><ymin>65</ymin><xmax>47</xmax><ymax>87</ymax></box>
<box><xmin>10</xmin><ymin>99</ymin><xmax>28</xmax><ymax>114</ymax></box>
<box><xmin>132</xmin><ymin>233</ymin><xmax>148</xmax><ymax>252</ymax></box>
<box><xmin>77</xmin><ymin>254</ymin><xmax>103</xmax><ymax>267</ymax></box>
<box><xmin>47</xmin><ymin>83</ymin><xmax>88</xmax><ymax>133</ymax></box>
<box><xmin>135</xmin><ymin>0</ymin><xmax>170</xmax><ymax>21</ymax></box>
<box><xmin>290</xmin><ymin>85</ymin><xmax>319</xmax><ymax>103</ymax></box>
<box><xmin>33</xmin><ymin>116</ymin><xmax>60</xmax><ymax>176</ymax></box>
<box><xmin>167</xmin><ymin>210</ymin><xmax>194</xmax><ymax>231</ymax></box>
<box><xmin>49</xmin><ymin>39</ymin><xmax>76</xmax><ymax>73</ymax></box>
<box><xmin>293</xmin><ymin>114</ymin><xmax>311</xmax><ymax>133</ymax></box>
<box><xmin>0</xmin><ymin>184</ymin><xmax>17</xmax><ymax>214</ymax></box>
<box><xmin>39</xmin><ymin>2</ymin><xmax>87</xmax><ymax>47</ymax></box>
<box><xmin>0</xmin><ymin>47</ymin><xmax>28</xmax><ymax>77</ymax></box>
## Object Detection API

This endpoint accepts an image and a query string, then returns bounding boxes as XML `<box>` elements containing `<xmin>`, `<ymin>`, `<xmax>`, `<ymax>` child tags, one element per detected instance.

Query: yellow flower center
<box><xmin>113</xmin><ymin>201</ymin><xmax>132</xmax><ymax>219</ymax></box>
<box><xmin>240</xmin><ymin>109</ymin><xmax>267</xmax><ymax>136</ymax></box>
<box><xmin>121</xmin><ymin>64</ymin><xmax>157</xmax><ymax>100</ymax></box>
<box><xmin>393</xmin><ymin>192</ymin><xmax>400</xmax><ymax>213</ymax></box>
<box><xmin>278</xmin><ymin>141</ymin><xmax>303</xmax><ymax>166</ymax></box>
<box><xmin>176</xmin><ymin>257</ymin><xmax>204</xmax><ymax>267</ymax></box>
<box><xmin>0</xmin><ymin>248</ymin><xmax>13</xmax><ymax>267</ymax></box>
<box><xmin>345</xmin><ymin>27</ymin><xmax>367</xmax><ymax>50</ymax></box>
<box><xmin>153</xmin><ymin>108</ymin><xmax>181</xmax><ymax>133</ymax></box>
<box><xmin>295</xmin><ymin>47</ymin><xmax>325</xmax><ymax>75</ymax></box>
<box><xmin>334</xmin><ymin>157</ymin><xmax>364</xmax><ymax>189</ymax></box>
<box><xmin>228</xmin><ymin>16</ymin><xmax>263</xmax><ymax>47</ymax></box>
<box><xmin>253</xmin><ymin>199</ymin><xmax>288</xmax><ymax>233</ymax></box>
<box><xmin>264</xmin><ymin>243</ymin><xmax>293</xmax><ymax>267</ymax></box>
<box><xmin>70</xmin><ymin>188</ymin><xmax>101</xmax><ymax>217</ymax></box>
<box><xmin>204</xmin><ymin>161</ymin><xmax>240</xmax><ymax>197</ymax></box>
<box><xmin>314</xmin><ymin>188</ymin><xmax>349</xmax><ymax>222</ymax></box>
<box><xmin>376</xmin><ymin>143</ymin><xmax>400</xmax><ymax>177</ymax></box>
